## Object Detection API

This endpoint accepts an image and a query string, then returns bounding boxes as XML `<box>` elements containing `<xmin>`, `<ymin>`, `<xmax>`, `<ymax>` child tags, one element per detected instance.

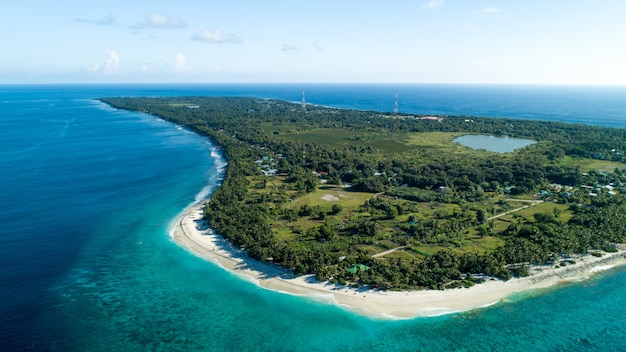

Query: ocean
<box><xmin>1</xmin><ymin>83</ymin><xmax>626</xmax><ymax>351</ymax></box>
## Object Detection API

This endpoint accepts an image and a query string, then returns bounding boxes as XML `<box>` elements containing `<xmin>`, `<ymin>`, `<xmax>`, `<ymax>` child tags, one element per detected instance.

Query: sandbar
<box><xmin>170</xmin><ymin>202</ymin><xmax>626</xmax><ymax>319</ymax></box>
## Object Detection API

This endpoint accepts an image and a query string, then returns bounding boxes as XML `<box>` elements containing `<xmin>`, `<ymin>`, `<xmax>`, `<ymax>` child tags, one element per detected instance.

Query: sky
<box><xmin>2</xmin><ymin>0</ymin><xmax>626</xmax><ymax>84</ymax></box>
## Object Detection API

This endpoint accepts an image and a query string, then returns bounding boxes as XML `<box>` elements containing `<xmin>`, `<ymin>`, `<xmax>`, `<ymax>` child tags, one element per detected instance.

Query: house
<box><xmin>262</xmin><ymin>169</ymin><xmax>277</xmax><ymax>176</ymax></box>
<box><xmin>436</xmin><ymin>186</ymin><xmax>452</xmax><ymax>194</ymax></box>
<box><xmin>504</xmin><ymin>186</ymin><xmax>516</xmax><ymax>194</ymax></box>
<box><xmin>346</xmin><ymin>264</ymin><xmax>370</xmax><ymax>274</ymax></box>
<box><xmin>549</xmin><ymin>183</ymin><xmax>563</xmax><ymax>192</ymax></box>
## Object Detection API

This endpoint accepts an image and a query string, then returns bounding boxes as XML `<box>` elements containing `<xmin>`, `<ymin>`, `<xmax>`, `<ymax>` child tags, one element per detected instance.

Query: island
<box><xmin>100</xmin><ymin>96</ymin><xmax>626</xmax><ymax>318</ymax></box>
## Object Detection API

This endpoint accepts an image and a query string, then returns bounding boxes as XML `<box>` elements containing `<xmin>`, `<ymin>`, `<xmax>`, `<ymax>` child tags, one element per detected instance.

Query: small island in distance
<box><xmin>101</xmin><ymin>96</ymin><xmax>626</xmax><ymax>317</ymax></box>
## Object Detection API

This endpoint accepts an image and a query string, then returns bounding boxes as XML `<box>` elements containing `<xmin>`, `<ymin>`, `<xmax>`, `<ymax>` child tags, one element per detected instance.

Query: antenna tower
<box><xmin>301</xmin><ymin>89</ymin><xmax>306</xmax><ymax>112</ymax></box>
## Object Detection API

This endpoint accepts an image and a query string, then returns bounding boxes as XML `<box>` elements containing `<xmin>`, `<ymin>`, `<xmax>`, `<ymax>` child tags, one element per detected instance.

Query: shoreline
<box><xmin>170</xmin><ymin>202</ymin><xmax>626</xmax><ymax>320</ymax></box>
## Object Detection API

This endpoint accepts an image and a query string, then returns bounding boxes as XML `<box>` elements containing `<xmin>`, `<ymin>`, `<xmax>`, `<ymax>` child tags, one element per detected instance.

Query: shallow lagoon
<box><xmin>454</xmin><ymin>134</ymin><xmax>536</xmax><ymax>153</ymax></box>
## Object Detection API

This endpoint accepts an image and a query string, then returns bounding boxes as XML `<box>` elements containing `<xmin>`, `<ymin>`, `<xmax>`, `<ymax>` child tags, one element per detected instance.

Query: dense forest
<box><xmin>101</xmin><ymin>96</ymin><xmax>626</xmax><ymax>290</ymax></box>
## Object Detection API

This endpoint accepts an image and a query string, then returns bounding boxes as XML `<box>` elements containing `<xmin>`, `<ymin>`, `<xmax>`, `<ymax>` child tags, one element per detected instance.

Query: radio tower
<box><xmin>301</xmin><ymin>89</ymin><xmax>306</xmax><ymax>112</ymax></box>
<box><xmin>393</xmin><ymin>90</ymin><xmax>398</xmax><ymax>115</ymax></box>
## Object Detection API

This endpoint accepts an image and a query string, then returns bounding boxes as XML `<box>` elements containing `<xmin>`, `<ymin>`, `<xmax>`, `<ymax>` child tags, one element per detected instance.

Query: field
<box><xmin>553</xmin><ymin>155</ymin><xmax>626</xmax><ymax>173</ymax></box>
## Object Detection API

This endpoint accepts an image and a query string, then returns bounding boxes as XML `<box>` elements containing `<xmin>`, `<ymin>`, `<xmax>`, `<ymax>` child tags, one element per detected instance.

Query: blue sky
<box><xmin>2</xmin><ymin>0</ymin><xmax>625</xmax><ymax>84</ymax></box>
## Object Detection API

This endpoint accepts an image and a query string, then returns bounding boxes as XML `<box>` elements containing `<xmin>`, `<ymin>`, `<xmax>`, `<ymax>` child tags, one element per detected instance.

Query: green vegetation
<box><xmin>101</xmin><ymin>96</ymin><xmax>626</xmax><ymax>291</ymax></box>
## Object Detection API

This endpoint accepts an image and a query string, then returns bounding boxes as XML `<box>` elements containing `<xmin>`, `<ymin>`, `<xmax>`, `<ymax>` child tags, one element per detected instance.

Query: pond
<box><xmin>454</xmin><ymin>134</ymin><xmax>536</xmax><ymax>153</ymax></box>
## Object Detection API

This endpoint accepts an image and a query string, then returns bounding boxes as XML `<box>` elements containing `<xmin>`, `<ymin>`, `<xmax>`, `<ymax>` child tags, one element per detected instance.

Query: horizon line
<box><xmin>2</xmin><ymin>82</ymin><xmax>626</xmax><ymax>87</ymax></box>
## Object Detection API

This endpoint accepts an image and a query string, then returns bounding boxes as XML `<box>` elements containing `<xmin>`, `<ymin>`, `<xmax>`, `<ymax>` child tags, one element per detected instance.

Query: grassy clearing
<box><xmin>403</xmin><ymin>132</ymin><xmax>464</xmax><ymax>147</ymax></box>
<box><xmin>490</xmin><ymin>201</ymin><xmax>572</xmax><ymax>229</ymax></box>
<box><xmin>262</xmin><ymin>123</ymin><xmax>302</xmax><ymax>133</ymax></box>
<box><xmin>287</xmin><ymin>187</ymin><xmax>374</xmax><ymax>211</ymax></box>
<box><xmin>489</xmin><ymin>218</ymin><xmax>514</xmax><ymax>233</ymax></box>
<box><xmin>554</xmin><ymin>156</ymin><xmax>626</xmax><ymax>172</ymax></box>
<box><xmin>272</xmin><ymin>219</ymin><xmax>319</xmax><ymax>242</ymax></box>
<box><xmin>282</xmin><ymin>128</ymin><xmax>361</xmax><ymax>147</ymax></box>
<box><xmin>402</xmin><ymin>132</ymin><xmax>491</xmax><ymax>156</ymax></box>
<box><xmin>380</xmin><ymin>250</ymin><xmax>419</xmax><ymax>261</ymax></box>
<box><xmin>457</xmin><ymin>236</ymin><xmax>506</xmax><ymax>254</ymax></box>
<box><xmin>411</xmin><ymin>246</ymin><xmax>445</xmax><ymax>257</ymax></box>
<box><xmin>511</xmin><ymin>201</ymin><xmax>564</xmax><ymax>220</ymax></box>
<box><xmin>282</xmin><ymin>128</ymin><xmax>410</xmax><ymax>153</ymax></box>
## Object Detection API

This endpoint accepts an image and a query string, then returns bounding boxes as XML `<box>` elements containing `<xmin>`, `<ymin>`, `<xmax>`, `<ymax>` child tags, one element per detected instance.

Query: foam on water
<box><xmin>210</xmin><ymin>146</ymin><xmax>228</xmax><ymax>174</ymax></box>
<box><xmin>192</xmin><ymin>147</ymin><xmax>227</xmax><ymax>203</ymax></box>
<box><xmin>418</xmin><ymin>307</ymin><xmax>458</xmax><ymax>317</ymax></box>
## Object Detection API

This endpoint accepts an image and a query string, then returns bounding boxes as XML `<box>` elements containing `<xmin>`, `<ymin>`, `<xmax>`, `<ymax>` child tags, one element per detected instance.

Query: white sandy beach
<box><xmin>170</xmin><ymin>202</ymin><xmax>626</xmax><ymax>319</ymax></box>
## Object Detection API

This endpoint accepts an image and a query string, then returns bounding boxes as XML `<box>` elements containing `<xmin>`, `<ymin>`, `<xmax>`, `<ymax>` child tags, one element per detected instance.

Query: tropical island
<box><xmin>101</xmin><ymin>96</ymin><xmax>626</xmax><ymax>315</ymax></box>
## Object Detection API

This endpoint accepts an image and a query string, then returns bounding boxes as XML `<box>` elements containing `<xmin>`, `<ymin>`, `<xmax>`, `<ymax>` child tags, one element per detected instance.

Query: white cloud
<box><xmin>191</xmin><ymin>29</ymin><xmax>242</xmax><ymax>43</ymax></box>
<box><xmin>423</xmin><ymin>0</ymin><xmax>445</xmax><ymax>10</ymax></box>
<box><xmin>74</xmin><ymin>14</ymin><xmax>116</xmax><ymax>26</ymax></box>
<box><xmin>87</xmin><ymin>51</ymin><xmax>120</xmax><ymax>74</ymax></box>
<box><xmin>170</xmin><ymin>53</ymin><xmax>188</xmax><ymax>71</ymax></box>
<box><xmin>103</xmin><ymin>51</ymin><xmax>120</xmax><ymax>74</ymax></box>
<box><xmin>480</xmin><ymin>7</ymin><xmax>505</xmax><ymax>14</ymax></box>
<box><xmin>281</xmin><ymin>43</ymin><xmax>298</xmax><ymax>52</ymax></box>
<box><xmin>141</xmin><ymin>12</ymin><xmax>186</xmax><ymax>29</ymax></box>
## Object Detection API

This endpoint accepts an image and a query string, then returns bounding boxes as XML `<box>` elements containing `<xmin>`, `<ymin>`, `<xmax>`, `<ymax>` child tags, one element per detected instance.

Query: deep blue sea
<box><xmin>1</xmin><ymin>84</ymin><xmax>626</xmax><ymax>351</ymax></box>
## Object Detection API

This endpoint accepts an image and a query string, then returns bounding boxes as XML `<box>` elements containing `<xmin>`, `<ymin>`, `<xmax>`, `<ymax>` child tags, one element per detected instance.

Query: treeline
<box><xmin>100</xmin><ymin>96</ymin><xmax>626</xmax><ymax>290</ymax></box>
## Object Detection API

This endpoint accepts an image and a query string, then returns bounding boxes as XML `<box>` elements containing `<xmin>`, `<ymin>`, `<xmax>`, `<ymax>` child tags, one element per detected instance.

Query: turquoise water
<box><xmin>1</xmin><ymin>84</ymin><xmax>626</xmax><ymax>351</ymax></box>
<box><xmin>454</xmin><ymin>135</ymin><xmax>537</xmax><ymax>153</ymax></box>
